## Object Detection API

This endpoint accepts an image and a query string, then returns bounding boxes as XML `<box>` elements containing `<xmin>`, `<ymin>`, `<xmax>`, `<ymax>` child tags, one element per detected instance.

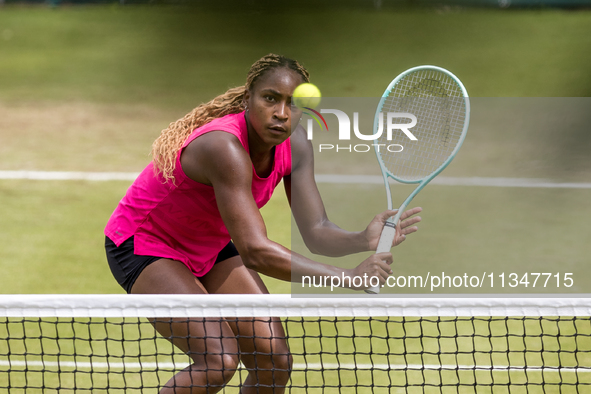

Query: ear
<box><xmin>242</xmin><ymin>89</ymin><xmax>251</xmax><ymax>108</ymax></box>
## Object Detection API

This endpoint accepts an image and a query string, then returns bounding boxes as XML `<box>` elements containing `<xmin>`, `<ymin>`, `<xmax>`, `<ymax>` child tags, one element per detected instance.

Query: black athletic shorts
<box><xmin>105</xmin><ymin>236</ymin><xmax>239</xmax><ymax>294</ymax></box>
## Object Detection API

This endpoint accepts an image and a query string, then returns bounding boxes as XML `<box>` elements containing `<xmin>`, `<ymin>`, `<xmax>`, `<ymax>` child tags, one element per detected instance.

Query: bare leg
<box><xmin>201</xmin><ymin>256</ymin><xmax>292</xmax><ymax>393</ymax></box>
<box><xmin>131</xmin><ymin>258</ymin><xmax>239</xmax><ymax>394</ymax></box>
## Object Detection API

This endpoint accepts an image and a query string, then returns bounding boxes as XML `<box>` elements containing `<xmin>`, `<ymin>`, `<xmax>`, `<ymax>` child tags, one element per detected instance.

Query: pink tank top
<box><xmin>104</xmin><ymin>112</ymin><xmax>291</xmax><ymax>276</ymax></box>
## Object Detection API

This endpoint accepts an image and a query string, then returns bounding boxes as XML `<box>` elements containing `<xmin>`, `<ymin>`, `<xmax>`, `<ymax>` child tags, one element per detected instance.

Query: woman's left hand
<box><xmin>364</xmin><ymin>207</ymin><xmax>423</xmax><ymax>251</ymax></box>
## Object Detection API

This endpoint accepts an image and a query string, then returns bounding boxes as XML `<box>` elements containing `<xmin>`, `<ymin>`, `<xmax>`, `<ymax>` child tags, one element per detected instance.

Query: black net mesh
<box><xmin>2</xmin><ymin>315</ymin><xmax>591</xmax><ymax>393</ymax></box>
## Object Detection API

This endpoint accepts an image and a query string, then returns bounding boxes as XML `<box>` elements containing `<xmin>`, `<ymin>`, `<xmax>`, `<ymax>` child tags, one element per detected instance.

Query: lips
<box><xmin>268</xmin><ymin>124</ymin><xmax>287</xmax><ymax>133</ymax></box>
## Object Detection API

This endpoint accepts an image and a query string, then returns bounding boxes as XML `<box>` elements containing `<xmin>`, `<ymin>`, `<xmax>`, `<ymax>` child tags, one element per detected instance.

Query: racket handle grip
<box><xmin>376</xmin><ymin>221</ymin><xmax>397</xmax><ymax>254</ymax></box>
<box><xmin>365</xmin><ymin>221</ymin><xmax>397</xmax><ymax>294</ymax></box>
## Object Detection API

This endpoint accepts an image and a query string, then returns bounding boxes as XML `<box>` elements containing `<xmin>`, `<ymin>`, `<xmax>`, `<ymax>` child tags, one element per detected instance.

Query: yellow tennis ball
<box><xmin>292</xmin><ymin>83</ymin><xmax>321</xmax><ymax>109</ymax></box>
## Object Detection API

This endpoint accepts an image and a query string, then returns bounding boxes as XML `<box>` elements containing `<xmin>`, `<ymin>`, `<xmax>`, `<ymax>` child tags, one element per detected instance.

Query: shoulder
<box><xmin>181</xmin><ymin>130</ymin><xmax>252</xmax><ymax>186</ymax></box>
<box><xmin>187</xmin><ymin>129</ymin><xmax>244</xmax><ymax>154</ymax></box>
<box><xmin>290</xmin><ymin>123</ymin><xmax>314</xmax><ymax>172</ymax></box>
<box><xmin>183</xmin><ymin>112</ymin><xmax>247</xmax><ymax>150</ymax></box>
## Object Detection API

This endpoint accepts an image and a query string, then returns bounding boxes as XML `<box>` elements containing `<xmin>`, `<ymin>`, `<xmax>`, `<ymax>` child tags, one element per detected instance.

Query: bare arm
<box><xmin>287</xmin><ymin>125</ymin><xmax>422</xmax><ymax>257</ymax></box>
<box><xmin>180</xmin><ymin>131</ymin><xmax>392</xmax><ymax>288</ymax></box>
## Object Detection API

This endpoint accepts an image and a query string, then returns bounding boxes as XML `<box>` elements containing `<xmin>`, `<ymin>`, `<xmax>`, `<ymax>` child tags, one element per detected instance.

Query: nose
<box><xmin>274</xmin><ymin>102</ymin><xmax>289</xmax><ymax>121</ymax></box>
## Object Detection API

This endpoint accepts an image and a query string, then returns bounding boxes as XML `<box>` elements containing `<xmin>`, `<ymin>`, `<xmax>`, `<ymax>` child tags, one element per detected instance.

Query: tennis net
<box><xmin>1</xmin><ymin>294</ymin><xmax>591</xmax><ymax>393</ymax></box>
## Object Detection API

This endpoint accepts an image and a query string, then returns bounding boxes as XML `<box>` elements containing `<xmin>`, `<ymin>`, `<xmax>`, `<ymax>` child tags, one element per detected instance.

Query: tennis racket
<box><xmin>366</xmin><ymin>65</ymin><xmax>470</xmax><ymax>294</ymax></box>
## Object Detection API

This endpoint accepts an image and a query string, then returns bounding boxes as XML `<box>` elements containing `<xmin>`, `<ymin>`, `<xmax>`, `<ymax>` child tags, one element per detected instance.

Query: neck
<box><xmin>245</xmin><ymin>111</ymin><xmax>274</xmax><ymax>156</ymax></box>
<box><xmin>245</xmin><ymin>114</ymin><xmax>276</xmax><ymax>178</ymax></box>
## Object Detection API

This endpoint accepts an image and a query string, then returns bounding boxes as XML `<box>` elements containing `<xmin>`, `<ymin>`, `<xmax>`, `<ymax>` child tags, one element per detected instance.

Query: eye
<box><xmin>265</xmin><ymin>95</ymin><xmax>276</xmax><ymax>102</ymax></box>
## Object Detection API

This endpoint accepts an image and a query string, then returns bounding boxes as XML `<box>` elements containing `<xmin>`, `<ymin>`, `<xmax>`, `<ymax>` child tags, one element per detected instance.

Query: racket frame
<box><xmin>367</xmin><ymin>65</ymin><xmax>470</xmax><ymax>294</ymax></box>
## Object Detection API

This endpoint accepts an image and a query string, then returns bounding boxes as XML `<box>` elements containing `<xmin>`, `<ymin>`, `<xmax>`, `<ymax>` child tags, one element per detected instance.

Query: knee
<box><xmin>211</xmin><ymin>351</ymin><xmax>240</xmax><ymax>373</ymax></box>
<box><xmin>209</xmin><ymin>352</ymin><xmax>240</xmax><ymax>377</ymax></box>
<box><xmin>190</xmin><ymin>352</ymin><xmax>240</xmax><ymax>387</ymax></box>
<box><xmin>256</xmin><ymin>346</ymin><xmax>293</xmax><ymax>385</ymax></box>
<box><xmin>270</xmin><ymin>351</ymin><xmax>293</xmax><ymax>386</ymax></box>
<box><xmin>271</xmin><ymin>351</ymin><xmax>293</xmax><ymax>376</ymax></box>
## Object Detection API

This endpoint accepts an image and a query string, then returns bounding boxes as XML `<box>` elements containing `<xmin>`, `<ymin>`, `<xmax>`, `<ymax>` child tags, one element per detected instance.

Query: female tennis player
<box><xmin>105</xmin><ymin>54</ymin><xmax>421</xmax><ymax>394</ymax></box>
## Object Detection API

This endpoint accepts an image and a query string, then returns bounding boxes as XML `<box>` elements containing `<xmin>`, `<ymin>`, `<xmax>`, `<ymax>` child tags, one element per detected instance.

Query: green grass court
<box><xmin>1</xmin><ymin>3</ymin><xmax>591</xmax><ymax>392</ymax></box>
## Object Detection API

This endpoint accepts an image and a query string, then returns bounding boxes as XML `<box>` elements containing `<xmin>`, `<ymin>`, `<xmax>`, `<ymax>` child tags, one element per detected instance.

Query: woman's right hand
<box><xmin>346</xmin><ymin>252</ymin><xmax>393</xmax><ymax>290</ymax></box>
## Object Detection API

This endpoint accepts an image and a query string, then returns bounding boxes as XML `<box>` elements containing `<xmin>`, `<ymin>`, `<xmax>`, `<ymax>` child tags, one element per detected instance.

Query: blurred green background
<box><xmin>0</xmin><ymin>1</ymin><xmax>590</xmax><ymax>294</ymax></box>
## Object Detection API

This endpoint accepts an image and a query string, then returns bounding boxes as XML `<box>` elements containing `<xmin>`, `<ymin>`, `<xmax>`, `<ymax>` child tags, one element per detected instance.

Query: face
<box><xmin>244</xmin><ymin>67</ymin><xmax>304</xmax><ymax>148</ymax></box>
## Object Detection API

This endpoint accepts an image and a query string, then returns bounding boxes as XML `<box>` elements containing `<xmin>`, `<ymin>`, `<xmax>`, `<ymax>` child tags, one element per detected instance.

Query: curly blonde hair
<box><xmin>151</xmin><ymin>54</ymin><xmax>310</xmax><ymax>184</ymax></box>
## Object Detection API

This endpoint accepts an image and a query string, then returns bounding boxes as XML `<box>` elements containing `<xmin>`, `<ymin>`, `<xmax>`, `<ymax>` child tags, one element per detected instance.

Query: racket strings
<box><xmin>378</xmin><ymin>69</ymin><xmax>467</xmax><ymax>181</ymax></box>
